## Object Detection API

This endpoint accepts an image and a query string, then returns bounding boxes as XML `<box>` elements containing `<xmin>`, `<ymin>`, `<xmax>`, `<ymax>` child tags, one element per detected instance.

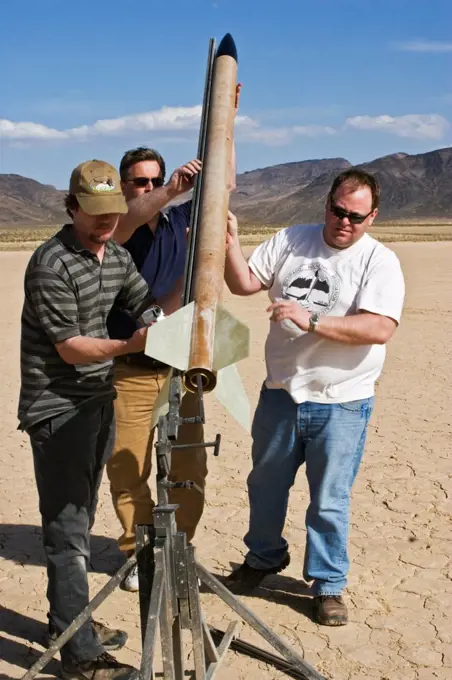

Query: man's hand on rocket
<box><xmin>234</xmin><ymin>83</ymin><xmax>242</xmax><ymax>115</ymax></box>
<box><xmin>127</xmin><ymin>326</ymin><xmax>149</xmax><ymax>353</ymax></box>
<box><xmin>167</xmin><ymin>159</ymin><xmax>203</xmax><ymax>198</ymax></box>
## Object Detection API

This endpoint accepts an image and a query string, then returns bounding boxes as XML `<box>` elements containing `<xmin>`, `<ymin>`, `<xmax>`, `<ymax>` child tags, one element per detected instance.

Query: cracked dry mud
<box><xmin>0</xmin><ymin>243</ymin><xmax>451</xmax><ymax>679</ymax></box>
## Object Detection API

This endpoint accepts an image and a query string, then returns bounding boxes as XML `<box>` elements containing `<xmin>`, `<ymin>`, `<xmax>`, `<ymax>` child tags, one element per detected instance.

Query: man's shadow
<box><xmin>0</xmin><ymin>524</ymin><xmax>123</xmax><ymax>575</ymax></box>
<box><xmin>0</xmin><ymin>608</ymin><xmax>60</xmax><ymax>678</ymax></box>
<box><xmin>202</xmin><ymin>562</ymin><xmax>317</xmax><ymax>623</ymax></box>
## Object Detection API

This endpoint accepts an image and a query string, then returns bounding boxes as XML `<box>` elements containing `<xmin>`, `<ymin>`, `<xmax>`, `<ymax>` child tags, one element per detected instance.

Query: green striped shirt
<box><xmin>19</xmin><ymin>225</ymin><xmax>151</xmax><ymax>429</ymax></box>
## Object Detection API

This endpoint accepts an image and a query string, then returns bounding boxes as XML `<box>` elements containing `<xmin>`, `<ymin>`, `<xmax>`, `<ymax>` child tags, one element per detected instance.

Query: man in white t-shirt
<box><xmin>223</xmin><ymin>169</ymin><xmax>405</xmax><ymax>626</ymax></box>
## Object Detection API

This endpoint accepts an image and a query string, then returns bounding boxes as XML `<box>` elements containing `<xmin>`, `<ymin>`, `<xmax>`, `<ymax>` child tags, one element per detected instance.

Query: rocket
<box><xmin>143</xmin><ymin>33</ymin><xmax>250</xmax><ymax>432</ymax></box>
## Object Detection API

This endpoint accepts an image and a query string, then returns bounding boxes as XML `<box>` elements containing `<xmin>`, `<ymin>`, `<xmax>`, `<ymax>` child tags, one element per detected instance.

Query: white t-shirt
<box><xmin>248</xmin><ymin>224</ymin><xmax>405</xmax><ymax>404</ymax></box>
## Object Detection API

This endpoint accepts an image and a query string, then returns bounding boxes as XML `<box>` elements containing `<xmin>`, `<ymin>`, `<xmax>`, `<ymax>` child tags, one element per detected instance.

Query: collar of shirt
<box><xmin>57</xmin><ymin>224</ymin><xmax>115</xmax><ymax>259</ymax></box>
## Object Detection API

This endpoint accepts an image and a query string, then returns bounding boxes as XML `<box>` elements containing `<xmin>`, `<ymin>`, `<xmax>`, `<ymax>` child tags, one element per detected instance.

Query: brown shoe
<box><xmin>47</xmin><ymin>620</ymin><xmax>127</xmax><ymax>651</ymax></box>
<box><xmin>312</xmin><ymin>595</ymin><xmax>348</xmax><ymax>626</ymax></box>
<box><xmin>61</xmin><ymin>652</ymin><xmax>137</xmax><ymax>680</ymax></box>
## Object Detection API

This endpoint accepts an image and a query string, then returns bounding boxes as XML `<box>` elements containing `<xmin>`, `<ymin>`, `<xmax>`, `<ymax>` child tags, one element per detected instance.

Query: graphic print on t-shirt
<box><xmin>282</xmin><ymin>261</ymin><xmax>340</xmax><ymax>315</ymax></box>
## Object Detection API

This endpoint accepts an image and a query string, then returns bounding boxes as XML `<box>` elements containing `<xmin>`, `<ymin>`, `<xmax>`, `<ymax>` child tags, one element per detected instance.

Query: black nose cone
<box><xmin>216</xmin><ymin>33</ymin><xmax>238</xmax><ymax>62</ymax></box>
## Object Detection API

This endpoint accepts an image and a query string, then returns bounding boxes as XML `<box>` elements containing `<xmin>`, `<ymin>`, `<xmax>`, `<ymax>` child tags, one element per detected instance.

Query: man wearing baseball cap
<box><xmin>18</xmin><ymin>160</ymin><xmax>153</xmax><ymax>679</ymax></box>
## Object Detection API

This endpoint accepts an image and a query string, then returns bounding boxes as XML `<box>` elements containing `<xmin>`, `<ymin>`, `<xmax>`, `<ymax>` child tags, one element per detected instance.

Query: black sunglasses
<box><xmin>127</xmin><ymin>176</ymin><xmax>165</xmax><ymax>188</ymax></box>
<box><xmin>330</xmin><ymin>201</ymin><xmax>372</xmax><ymax>225</ymax></box>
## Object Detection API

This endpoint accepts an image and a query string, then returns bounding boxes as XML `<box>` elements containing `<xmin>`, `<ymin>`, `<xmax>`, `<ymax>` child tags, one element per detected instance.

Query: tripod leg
<box><xmin>202</xmin><ymin>616</ymin><xmax>219</xmax><ymax>663</ymax></box>
<box><xmin>171</xmin><ymin>533</ymin><xmax>187</xmax><ymax>679</ymax></box>
<box><xmin>196</xmin><ymin>563</ymin><xmax>325</xmax><ymax>680</ymax></box>
<box><xmin>174</xmin><ymin>532</ymin><xmax>191</xmax><ymax>629</ymax></box>
<box><xmin>21</xmin><ymin>554</ymin><xmax>137</xmax><ymax>680</ymax></box>
<box><xmin>140</xmin><ymin>542</ymin><xmax>165</xmax><ymax>680</ymax></box>
<box><xmin>137</xmin><ymin>525</ymin><xmax>155</xmax><ymax>646</ymax></box>
<box><xmin>159</xmin><ymin>547</ymin><xmax>176</xmax><ymax>680</ymax></box>
<box><xmin>186</xmin><ymin>546</ymin><xmax>206</xmax><ymax>679</ymax></box>
<box><xmin>171</xmin><ymin>617</ymin><xmax>184</xmax><ymax>680</ymax></box>
<box><xmin>205</xmin><ymin>622</ymin><xmax>240</xmax><ymax>680</ymax></box>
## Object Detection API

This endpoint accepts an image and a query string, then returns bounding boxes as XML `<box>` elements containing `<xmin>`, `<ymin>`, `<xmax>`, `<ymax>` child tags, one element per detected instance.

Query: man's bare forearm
<box><xmin>56</xmin><ymin>335</ymin><xmax>142</xmax><ymax>365</ymax></box>
<box><xmin>225</xmin><ymin>240</ymin><xmax>263</xmax><ymax>295</ymax></box>
<box><xmin>115</xmin><ymin>186</ymin><xmax>177</xmax><ymax>245</ymax></box>
<box><xmin>315</xmin><ymin>312</ymin><xmax>397</xmax><ymax>345</ymax></box>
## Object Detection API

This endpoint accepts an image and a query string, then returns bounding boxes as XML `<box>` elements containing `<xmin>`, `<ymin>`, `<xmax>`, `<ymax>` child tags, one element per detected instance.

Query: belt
<box><xmin>117</xmin><ymin>352</ymin><xmax>168</xmax><ymax>371</ymax></box>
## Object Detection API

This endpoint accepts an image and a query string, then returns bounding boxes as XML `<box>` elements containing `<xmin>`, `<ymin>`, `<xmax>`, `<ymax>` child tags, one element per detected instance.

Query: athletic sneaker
<box><xmin>120</xmin><ymin>563</ymin><xmax>139</xmax><ymax>593</ymax></box>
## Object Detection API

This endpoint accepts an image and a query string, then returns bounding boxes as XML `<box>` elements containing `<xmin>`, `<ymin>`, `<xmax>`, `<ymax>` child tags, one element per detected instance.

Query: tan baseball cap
<box><xmin>69</xmin><ymin>160</ymin><xmax>128</xmax><ymax>215</ymax></box>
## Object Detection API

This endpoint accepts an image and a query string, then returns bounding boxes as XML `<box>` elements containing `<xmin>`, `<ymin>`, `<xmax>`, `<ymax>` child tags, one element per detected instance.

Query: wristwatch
<box><xmin>308</xmin><ymin>311</ymin><xmax>320</xmax><ymax>332</ymax></box>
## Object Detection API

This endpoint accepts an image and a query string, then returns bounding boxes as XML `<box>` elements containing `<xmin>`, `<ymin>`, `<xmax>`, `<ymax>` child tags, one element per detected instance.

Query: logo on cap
<box><xmin>89</xmin><ymin>176</ymin><xmax>116</xmax><ymax>192</ymax></box>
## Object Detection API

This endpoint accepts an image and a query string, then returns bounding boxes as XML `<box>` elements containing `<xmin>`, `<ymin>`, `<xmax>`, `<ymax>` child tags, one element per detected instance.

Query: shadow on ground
<box><xmin>0</xmin><ymin>608</ymin><xmax>60</xmax><ymax>678</ymax></box>
<box><xmin>0</xmin><ymin>523</ymin><xmax>123</xmax><ymax>575</ymax></box>
<box><xmin>201</xmin><ymin>561</ymin><xmax>317</xmax><ymax>623</ymax></box>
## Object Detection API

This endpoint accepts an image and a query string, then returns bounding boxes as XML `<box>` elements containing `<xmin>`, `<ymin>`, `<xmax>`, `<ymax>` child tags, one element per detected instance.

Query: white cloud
<box><xmin>238</xmin><ymin>124</ymin><xmax>336</xmax><ymax>146</ymax></box>
<box><xmin>1</xmin><ymin>105</ymin><xmax>449</xmax><ymax>147</ymax></box>
<box><xmin>345</xmin><ymin>114</ymin><xmax>449</xmax><ymax>140</ymax></box>
<box><xmin>0</xmin><ymin>105</ymin><xmax>333</xmax><ymax>147</ymax></box>
<box><xmin>71</xmin><ymin>106</ymin><xmax>204</xmax><ymax>137</ymax></box>
<box><xmin>393</xmin><ymin>40</ymin><xmax>452</xmax><ymax>53</ymax></box>
<box><xmin>293</xmin><ymin>125</ymin><xmax>337</xmax><ymax>137</ymax></box>
<box><xmin>0</xmin><ymin>106</ymin><xmax>257</xmax><ymax>142</ymax></box>
<box><xmin>0</xmin><ymin>119</ymin><xmax>66</xmax><ymax>140</ymax></box>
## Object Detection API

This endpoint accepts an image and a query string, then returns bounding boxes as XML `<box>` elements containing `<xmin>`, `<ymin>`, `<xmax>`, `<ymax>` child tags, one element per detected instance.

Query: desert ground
<box><xmin>0</xmin><ymin>242</ymin><xmax>451</xmax><ymax>680</ymax></box>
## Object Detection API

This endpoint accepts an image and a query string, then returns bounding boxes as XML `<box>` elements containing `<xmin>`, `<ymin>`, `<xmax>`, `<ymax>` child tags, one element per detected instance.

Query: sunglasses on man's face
<box><xmin>330</xmin><ymin>201</ymin><xmax>372</xmax><ymax>225</ymax></box>
<box><xmin>127</xmin><ymin>176</ymin><xmax>165</xmax><ymax>188</ymax></box>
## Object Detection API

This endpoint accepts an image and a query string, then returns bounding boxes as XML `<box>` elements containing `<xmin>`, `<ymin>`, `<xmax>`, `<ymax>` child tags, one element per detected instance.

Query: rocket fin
<box><xmin>150</xmin><ymin>368</ymin><xmax>173</xmax><ymax>429</ymax></box>
<box><xmin>144</xmin><ymin>301</ymin><xmax>195</xmax><ymax>370</ymax></box>
<box><xmin>215</xmin><ymin>363</ymin><xmax>251</xmax><ymax>433</ymax></box>
<box><xmin>212</xmin><ymin>304</ymin><xmax>250</xmax><ymax>371</ymax></box>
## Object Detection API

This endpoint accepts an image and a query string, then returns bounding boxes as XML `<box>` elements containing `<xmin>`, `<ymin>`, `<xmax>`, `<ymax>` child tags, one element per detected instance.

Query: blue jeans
<box><xmin>245</xmin><ymin>385</ymin><xmax>374</xmax><ymax>596</ymax></box>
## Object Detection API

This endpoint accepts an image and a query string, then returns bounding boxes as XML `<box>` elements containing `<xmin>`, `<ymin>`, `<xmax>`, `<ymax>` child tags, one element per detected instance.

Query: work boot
<box><xmin>312</xmin><ymin>595</ymin><xmax>348</xmax><ymax>626</ymax></box>
<box><xmin>47</xmin><ymin>620</ymin><xmax>127</xmax><ymax>651</ymax></box>
<box><xmin>61</xmin><ymin>651</ymin><xmax>137</xmax><ymax>680</ymax></box>
<box><xmin>224</xmin><ymin>552</ymin><xmax>290</xmax><ymax>594</ymax></box>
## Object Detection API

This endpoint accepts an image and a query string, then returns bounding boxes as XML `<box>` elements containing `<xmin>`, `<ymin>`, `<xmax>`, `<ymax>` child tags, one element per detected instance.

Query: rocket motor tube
<box><xmin>184</xmin><ymin>367</ymin><xmax>217</xmax><ymax>394</ymax></box>
<box><xmin>186</xmin><ymin>42</ymin><xmax>238</xmax><ymax>380</ymax></box>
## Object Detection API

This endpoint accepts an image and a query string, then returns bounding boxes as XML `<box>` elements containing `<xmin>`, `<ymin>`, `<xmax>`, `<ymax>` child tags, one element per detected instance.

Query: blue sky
<box><xmin>1</xmin><ymin>0</ymin><xmax>452</xmax><ymax>188</ymax></box>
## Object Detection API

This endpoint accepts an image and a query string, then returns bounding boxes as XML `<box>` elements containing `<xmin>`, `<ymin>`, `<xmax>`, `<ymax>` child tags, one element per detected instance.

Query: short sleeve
<box><xmin>356</xmin><ymin>248</ymin><xmax>405</xmax><ymax>323</ymax></box>
<box><xmin>115</xmin><ymin>250</ymin><xmax>154</xmax><ymax>317</ymax></box>
<box><xmin>168</xmin><ymin>200</ymin><xmax>192</xmax><ymax>232</ymax></box>
<box><xmin>247</xmin><ymin>229</ymin><xmax>288</xmax><ymax>288</ymax></box>
<box><xmin>26</xmin><ymin>265</ymin><xmax>80</xmax><ymax>343</ymax></box>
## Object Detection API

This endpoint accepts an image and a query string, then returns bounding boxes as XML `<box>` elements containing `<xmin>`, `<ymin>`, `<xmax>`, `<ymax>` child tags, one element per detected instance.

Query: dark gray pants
<box><xmin>28</xmin><ymin>399</ymin><xmax>115</xmax><ymax>663</ymax></box>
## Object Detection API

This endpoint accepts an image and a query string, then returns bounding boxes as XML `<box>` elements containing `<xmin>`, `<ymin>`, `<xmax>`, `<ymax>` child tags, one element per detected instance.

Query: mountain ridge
<box><xmin>1</xmin><ymin>146</ymin><xmax>451</xmax><ymax>227</ymax></box>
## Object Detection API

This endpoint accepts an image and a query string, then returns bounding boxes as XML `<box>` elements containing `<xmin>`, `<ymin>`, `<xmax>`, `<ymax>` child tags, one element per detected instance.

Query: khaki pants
<box><xmin>106</xmin><ymin>359</ymin><xmax>208</xmax><ymax>553</ymax></box>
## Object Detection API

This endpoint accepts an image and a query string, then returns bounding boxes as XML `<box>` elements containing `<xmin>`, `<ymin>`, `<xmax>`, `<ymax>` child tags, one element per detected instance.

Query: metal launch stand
<box><xmin>20</xmin><ymin>370</ymin><xmax>327</xmax><ymax>680</ymax></box>
<box><xmin>134</xmin><ymin>369</ymin><xmax>327</xmax><ymax>680</ymax></box>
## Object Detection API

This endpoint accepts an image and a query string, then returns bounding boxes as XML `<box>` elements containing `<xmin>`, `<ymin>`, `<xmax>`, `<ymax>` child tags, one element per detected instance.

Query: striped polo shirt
<box><xmin>18</xmin><ymin>224</ymin><xmax>151</xmax><ymax>430</ymax></box>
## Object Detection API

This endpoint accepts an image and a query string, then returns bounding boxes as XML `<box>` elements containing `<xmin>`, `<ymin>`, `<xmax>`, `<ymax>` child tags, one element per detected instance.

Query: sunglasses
<box><xmin>330</xmin><ymin>201</ymin><xmax>372</xmax><ymax>225</ymax></box>
<box><xmin>127</xmin><ymin>176</ymin><xmax>165</xmax><ymax>188</ymax></box>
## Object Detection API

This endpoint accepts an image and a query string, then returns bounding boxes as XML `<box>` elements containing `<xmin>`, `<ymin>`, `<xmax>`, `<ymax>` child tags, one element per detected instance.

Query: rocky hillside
<box><xmin>230</xmin><ymin>147</ymin><xmax>452</xmax><ymax>224</ymax></box>
<box><xmin>0</xmin><ymin>174</ymin><xmax>66</xmax><ymax>226</ymax></box>
<box><xmin>1</xmin><ymin>147</ymin><xmax>452</xmax><ymax>227</ymax></box>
